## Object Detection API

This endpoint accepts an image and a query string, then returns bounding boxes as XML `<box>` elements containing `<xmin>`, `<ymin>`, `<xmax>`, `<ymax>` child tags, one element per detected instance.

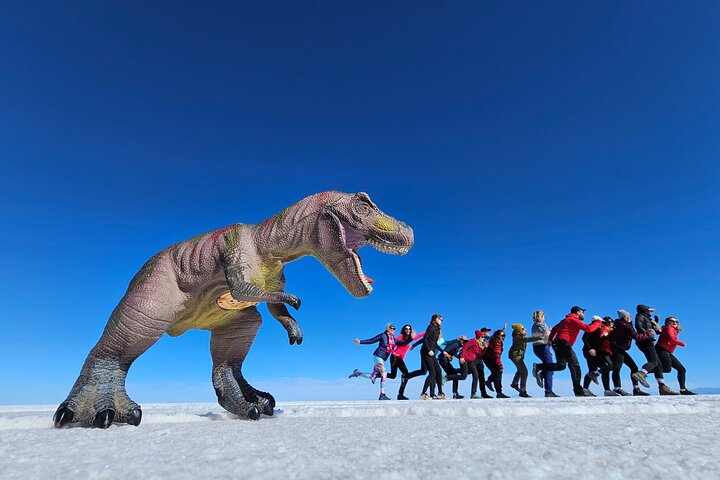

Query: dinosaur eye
<box><xmin>354</xmin><ymin>202</ymin><xmax>370</xmax><ymax>216</ymax></box>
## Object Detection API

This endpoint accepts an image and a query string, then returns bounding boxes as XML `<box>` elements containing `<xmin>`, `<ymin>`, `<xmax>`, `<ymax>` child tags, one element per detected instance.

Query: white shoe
<box><xmin>604</xmin><ymin>389</ymin><xmax>620</xmax><ymax>397</ymax></box>
<box><xmin>420</xmin><ymin>393</ymin><xmax>430</xmax><ymax>400</ymax></box>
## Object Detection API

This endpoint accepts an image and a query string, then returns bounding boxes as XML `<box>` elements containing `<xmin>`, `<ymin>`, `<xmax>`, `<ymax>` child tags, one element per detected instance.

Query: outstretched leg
<box><xmin>54</xmin><ymin>297</ymin><xmax>170</xmax><ymax>428</ymax></box>
<box><xmin>210</xmin><ymin>308</ymin><xmax>273</xmax><ymax>420</ymax></box>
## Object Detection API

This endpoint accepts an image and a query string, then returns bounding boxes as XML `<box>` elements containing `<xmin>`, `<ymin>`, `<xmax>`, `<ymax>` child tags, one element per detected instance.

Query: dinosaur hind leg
<box><xmin>54</xmin><ymin>300</ymin><xmax>170</xmax><ymax>428</ymax></box>
<box><xmin>210</xmin><ymin>308</ymin><xmax>271</xmax><ymax>419</ymax></box>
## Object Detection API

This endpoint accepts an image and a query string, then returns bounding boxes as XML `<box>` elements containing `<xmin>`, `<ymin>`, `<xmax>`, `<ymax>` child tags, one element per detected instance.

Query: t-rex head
<box><xmin>316</xmin><ymin>192</ymin><xmax>414</xmax><ymax>298</ymax></box>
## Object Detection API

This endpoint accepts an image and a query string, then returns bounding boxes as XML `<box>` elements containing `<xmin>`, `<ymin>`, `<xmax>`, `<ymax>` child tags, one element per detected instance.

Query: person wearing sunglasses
<box><xmin>655</xmin><ymin>317</ymin><xmax>695</xmax><ymax>395</ymax></box>
<box><xmin>387</xmin><ymin>324</ymin><xmax>423</xmax><ymax>400</ymax></box>
<box><xmin>482</xmin><ymin>328</ymin><xmax>509</xmax><ymax>398</ymax></box>
<box><xmin>349</xmin><ymin>323</ymin><xmax>397</xmax><ymax>400</ymax></box>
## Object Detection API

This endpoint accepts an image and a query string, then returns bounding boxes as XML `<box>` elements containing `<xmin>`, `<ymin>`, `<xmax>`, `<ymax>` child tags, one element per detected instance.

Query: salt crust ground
<box><xmin>1</xmin><ymin>396</ymin><xmax>718</xmax><ymax>480</ymax></box>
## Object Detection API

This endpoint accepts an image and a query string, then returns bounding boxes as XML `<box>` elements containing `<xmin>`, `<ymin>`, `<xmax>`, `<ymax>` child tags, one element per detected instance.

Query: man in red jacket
<box><xmin>532</xmin><ymin>306</ymin><xmax>600</xmax><ymax>397</ymax></box>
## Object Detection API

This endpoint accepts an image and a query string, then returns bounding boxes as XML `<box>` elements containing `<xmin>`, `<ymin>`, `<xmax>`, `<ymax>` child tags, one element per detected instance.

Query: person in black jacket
<box><xmin>419</xmin><ymin>314</ymin><xmax>446</xmax><ymax>400</ymax></box>
<box><xmin>438</xmin><ymin>336</ymin><xmax>467</xmax><ymax>399</ymax></box>
<box><xmin>633</xmin><ymin>304</ymin><xmax>677</xmax><ymax>395</ymax></box>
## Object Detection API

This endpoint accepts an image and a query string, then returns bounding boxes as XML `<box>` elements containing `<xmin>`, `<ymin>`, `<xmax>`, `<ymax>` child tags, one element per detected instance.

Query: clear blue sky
<box><xmin>1</xmin><ymin>2</ymin><xmax>718</xmax><ymax>403</ymax></box>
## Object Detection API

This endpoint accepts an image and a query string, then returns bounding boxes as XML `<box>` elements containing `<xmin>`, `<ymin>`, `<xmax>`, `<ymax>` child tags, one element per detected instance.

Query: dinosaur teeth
<box><xmin>367</xmin><ymin>239</ymin><xmax>408</xmax><ymax>255</ymax></box>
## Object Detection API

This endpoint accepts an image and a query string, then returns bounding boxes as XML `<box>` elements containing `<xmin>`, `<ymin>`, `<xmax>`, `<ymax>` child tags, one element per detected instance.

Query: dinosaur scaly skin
<box><xmin>53</xmin><ymin>191</ymin><xmax>414</xmax><ymax>427</ymax></box>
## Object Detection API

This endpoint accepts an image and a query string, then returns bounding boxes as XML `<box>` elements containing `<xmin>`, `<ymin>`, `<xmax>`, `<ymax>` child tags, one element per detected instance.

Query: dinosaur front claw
<box><xmin>287</xmin><ymin>295</ymin><xmax>301</xmax><ymax>310</ymax></box>
<box><xmin>92</xmin><ymin>409</ymin><xmax>115</xmax><ymax>429</ymax></box>
<box><xmin>53</xmin><ymin>402</ymin><xmax>75</xmax><ymax>428</ymax></box>
<box><xmin>127</xmin><ymin>408</ymin><xmax>143</xmax><ymax>426</ymax></box>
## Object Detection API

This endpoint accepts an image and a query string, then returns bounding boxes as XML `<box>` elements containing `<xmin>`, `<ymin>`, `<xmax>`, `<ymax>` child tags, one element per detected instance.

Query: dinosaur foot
<box><xmin>53</xmin><ymin>401</ymin><xmax>142</xmax><ymax>429</ymax></box>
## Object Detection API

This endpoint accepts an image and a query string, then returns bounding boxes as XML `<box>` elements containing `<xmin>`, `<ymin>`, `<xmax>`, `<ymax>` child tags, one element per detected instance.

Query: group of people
<box><xmin>349</xmin><ymin>305</ymin><xmax>694</xmax><ymax>400</ymax></box>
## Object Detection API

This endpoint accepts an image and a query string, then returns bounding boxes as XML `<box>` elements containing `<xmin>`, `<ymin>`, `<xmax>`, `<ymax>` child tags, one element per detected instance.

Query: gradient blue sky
<box><xmin>1</xmin><ymin>2</ymin><xmax>718</xmax><ymax>403</ymax></box>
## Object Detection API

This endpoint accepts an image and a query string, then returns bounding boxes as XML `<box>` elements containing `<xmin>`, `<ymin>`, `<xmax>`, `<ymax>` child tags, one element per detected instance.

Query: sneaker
<box><xmin>659</xmin><ymin>384</ymin><xmax>679</xmax><ymax>395</ymax></box>
<box><xmin>471</xmin><ymin>394</ymin><xmax>481</xmax><ymax>399</ymax></box>
<box><xmin>680</xmin><ymin>389</ymin><xmax>697</xmax><ymax>395</ymax></box>
<box><xmin>496</xmin><ymin>393</ymin><xmax>510</xmax><ymax>399</ymax></box>
<box><xmin>436</xmin><ymin>393</ymin><xmax>449</xmax><ymax>400</ymax></box>
<box><xmin>348</xmin><ymin>369</ymin><xmax>361</xmax><ymax>378</ymax></box>
<box><xmin>510</xmin><ymin>383</ymin><xmax>520</xmax><ymax>392</ymax></box>
<box><xmin>614</xmin><ymin>388</ymin><xmax>631</xmax><ymax>396</ymax></box>
<box><xmin>545</xmin><ymin>391</ymin><xmax>559</xmax><ymax>398</ymax></box>
<box><xmin>485</xmin><ymin>380</ymin><xmax>494</xmax><ymax>392</ymax></box>
<box><xmin>632</xmin><ymin>371</ymin><xmax>650</xmax><ymax>388</ymax></box>
<box><xmin>397</xmin><ymin>394</ymin><xmax>409</xmax><ymax>400</ymax></box>
<box><xmin>633</xmin><ymin>388</ymin><xmax>650</xmax><ymax>396</ymax></box>
<box><xmin>575</xmin><ymin>388</ymin><xmax>595</xmax><ymax>397</ymax></box>
<box><xmin>481</xmin><ymin>393</ymin><xmax>494</xmax><ymax>399</ymax></box>
<box><xmin>532</xmin><ymin>364</ymin><xmax>544</xmax><ymax>389</ymax></box>
<box><xmin>604</xmin><ymin>389</ymin><xmax>620</xmax><ymax>397</ymax></box>
<box><xmin>519</xmin><ymin>390</ymin><xmax>531</xmax><ymax>398</ymax></box>
<box><xmin>379</xmin><ymin>393</ymin><xmax>390</xmax><ymax>400</ymax></box>
<box><xmin>589</xmin><ymin>371</ymin><xmax>600</xmax><ymax>385</ymax></box>
<box><xmin>453</xmin><ymin>393</ymin><xmax>464</xmax><ymax>399</ymax></box>
<box><xmin>420</xmin><ymin>393</ymin><xmax>431</xmax><ymax>400</ymax></box>
<box><xmin>431</xmin><ymin>395</ymin><xmax>439</xmax><ymax>400</ymax></box>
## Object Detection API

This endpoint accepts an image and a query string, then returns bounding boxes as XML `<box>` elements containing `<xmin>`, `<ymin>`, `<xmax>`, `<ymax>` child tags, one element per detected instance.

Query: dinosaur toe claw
<box><xmin>127</xmin><ymin>408</ymin><xmax>142</xmax><ymax>426</ymax></box>
<box><xmin>53</xmin><ymin>403</ymin><xmax>75</xmax><ymax>428</ymax></box>
<box><xmin>246</xmin><ymin>405</ymin><xmax>260</xmax><ymax>421</ymax></box>
<box><xmin>93</xmin><ymin>409</ymin><xmax>115</xmax><ymax>429</ymax></box>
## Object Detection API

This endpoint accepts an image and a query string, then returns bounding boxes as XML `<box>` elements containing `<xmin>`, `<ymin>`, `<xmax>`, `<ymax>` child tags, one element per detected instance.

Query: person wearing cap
<box><xmin>532</xmin><ymin>306</ymin><xmax>599</xmax><ymax>397</ymax></box>
<box><xmin>508</xmin><ymin>324</ymin><xmax>542</xmax><ymax>398</ymax></box>
<box><xmin>633</xmin><ymin>304</ymin><xmax>677</xmax><ymax>395</ymax></box>
<box><xmin>446</xmin><ymin>329</ymin><xmax>492</xmax><ymax>399</ymax></box>
<box><xmin>655</xmin><ymin>317</ymin><xmax>695</xmax><ymax>395</ymax></box>
<box><xmin>437</xmin><ymin>335</ymin><xmax>468</xmax><ymax>399</ymax></box>
<box><xmin>349</xmin><ymin>323</ymin><xmax>397</xmax><ymax>400</ymax></box>
<box><xmin>482</xmin><ymin>328</ymin><xmax>510</xmax><ymax>398</ymax></box>
<box><xmin>610</xmin><ymin>309</ymin><xmax>650</xmax><ymax>396</ymax></box>
<box><xmin>531</xmin><ymin>310</ymin><xmax>558</xmax><ymax>397</ymax></box>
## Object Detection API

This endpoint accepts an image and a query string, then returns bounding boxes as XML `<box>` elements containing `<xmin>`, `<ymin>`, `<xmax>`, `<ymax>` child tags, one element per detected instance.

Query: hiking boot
<box><xmin>379</xmin><ymin>393</ymin><xmax>390</xmax><ymax>400</ymax></box>
<box><xmin>436</xmin><ymin>393</ymin><xmax>449</xmax><ymax>400</ymax></box>
<box><xmin>348</xmin><ymin>369</ymin><xmax>361</xmax><ymax>378</ymax></box>
<box><xmin>496</xmin><ymin>393</ymin><xmax>510</xmax><ymax>399</ymax></box>
<box><xmin>482</xmin><ymin>393</ymin><xmax>494</xmax><ymax>399</ymax></box>
<box><xmin>471</xmin><ymin>394</ymin><xmax>481</xmax><ymax>399</ymax></box>
<box><xmin>420</xmin><ymin>393</ymin><xmax>430</xmax><ymax>400</ymax></box>
<box><xmin>575</xmin><ymin>388</ymin><xmax>595</xmax><ymax>397</ymax></box>
<box><xmin>397</xmin><ymin>394</ymin><xmax>409</xmax><ymax>400</ymax></box>
<box><xmin>632</xmin><ymin>371</ymin><xmax>650</xmax><ymax>388</ymax></box>
<box><xmin>545</xmin><ymin>391</ymin><xmax>559</xmax><ymax>398</ymax></box>
<box><xmin>589</xmin><ymin>371</ymin><xmax>600</xmax><ymax>385</ymax></box>
<box><xmin>532</xmin><ymin>364</ymin><xmax>544</xmax><ymax>389</ymax></box>
<box><xmin>485</xmin><ymin>379</ymin><xmax>495</xmax><ymax>392</ymax></box>
<box><xmin>680</xmin><ymin>389</ymin><xmax>697</xmax><ymax>395</ymax></box>
<box><xmin>633</xmin><ymin>388</ymin><xmax>650</xmax><ymax>396</ymax></box>
<box><xmin>453</xmin><ymin>393</ymin><xmax>464</xmax><ymax>399</ymax></box>
<box><xmin>519</xmin><ymin>390</ymin><xmax>531</xmax><ymax>398</ymax></box>
<box><xmin>614</xmin><ymin>388</ymin><xmax>631</xmax><ymax>396</ymax></box>
<box><xmin>659</xmin><ymin>384</ymin><xmax>679</xmax><ymax>395</ymax></box>
<box><xmin>604</xmin><ymin>389</ymin><xmax>620</xmax><ymax>397</ymax></box>
<box><xmin>510</xmin><ymin>383</ymin><xmax>520</xmax><ymax>392</ymax></box>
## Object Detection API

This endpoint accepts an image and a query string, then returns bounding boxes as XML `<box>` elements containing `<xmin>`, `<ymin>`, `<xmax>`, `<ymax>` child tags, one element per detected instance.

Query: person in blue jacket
<box><xmin>349</xmin><ymin>323</ymin><xmax>396</xmax><ymax>400</ymax></box>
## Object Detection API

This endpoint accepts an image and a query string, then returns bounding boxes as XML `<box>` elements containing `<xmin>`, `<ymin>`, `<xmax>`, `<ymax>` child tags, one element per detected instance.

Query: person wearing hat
<box><xmin>531</xmin><ymin>310</ymin><xmax>558</xmax><ymax>397</ymax></box>
<box><xmin>655</xmin><ymin>317</ymin><xmax>695</xmax><ymax>395</ymax></box>
<box><xmin>633</xmin><ymin>304</ymin><xmax>677</xmax><ymax>395</ymax></box>
<box><xmin>438</xmin><ymin>335</ymin><xmax>468</xmax><ymax>399</ymax></box>
<box><xmin>508</xmin><ymin>324</ymin><xmax>542</xmax><ymax>398</ymax></box>
<box><xmin>349</xmin><ymin>322</ymin><xmax>397</xmax><ymax>400</ymax></box>
<box><xmin>446</xmin><ymin>329</ymin><xmax>492</xmax><ymax>399</ymax></box>
<box><xmin>532</xmin><ymin>306</ymin><xmax>599</xmax><ymax>397</ymax></box>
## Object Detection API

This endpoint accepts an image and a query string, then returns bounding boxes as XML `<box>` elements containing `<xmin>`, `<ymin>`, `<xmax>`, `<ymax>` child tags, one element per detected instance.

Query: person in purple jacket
<box><xmin>349</xmin><ymin>323</ymin><xmax>396</xmax><ymax>400</ymax></box>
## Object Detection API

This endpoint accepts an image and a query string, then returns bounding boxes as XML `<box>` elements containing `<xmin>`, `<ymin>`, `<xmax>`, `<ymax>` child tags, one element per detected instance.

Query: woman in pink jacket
<box><xmin>655</xmin><ymin>317</ymin><xmax>695</xmax><ymax>395</ymax></box>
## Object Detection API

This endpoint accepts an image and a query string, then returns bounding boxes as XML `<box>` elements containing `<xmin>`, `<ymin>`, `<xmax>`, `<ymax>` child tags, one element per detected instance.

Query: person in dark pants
<box><xmin>580</xmin><ymin>316</ymin><xmax>605</xmax><ymax>395</ymax></box>
<box><xmin>583</xmin><ymin>317</ymin><xmax>619</xmax><ymax>396</ymax></box>
<box><xmin>633</xmin><ymin>304</ymin><xmax>677</xmax><ymax>395</ymax></box>
<box><xmin>446</xmin><ymin>329</ymin><xmax>492</xmax><ymax>399</ymax></box>
<box><xmin>438</xmin><ymin>336</ymin><xmax>467</xmax><ymax>398</ymax></box>
<box><xmin>611</xmin><ymin>309</ymin><xmax>650</xmax><ymax>396</ymax></box>
<box><xmin>419</xmin><ymin>314</ymin><xmax>445</xmax><ymax>400</ymax></box>
<box><xmin>656</xmin><ymin>317</ymin><xmax>695</xmax><ymax>395</ymax></box>
<box><xmin>532</xmin><ymin>306</ymin><xmax>599</xmax><ymax>397</ymax></box>
<box><xmin>508</xmin><ymin>324</ymin><xmax>542</xmax><ymax>397</ymax></box>
<box><xmin>482</xmin><ymin>329</ymin><xmax>509</xmax><ymax>398</ymax></box>
<box><xmin>387</xmin><ymin>324</ymin><xmax>423</xmax><ymax>400</ymax></box>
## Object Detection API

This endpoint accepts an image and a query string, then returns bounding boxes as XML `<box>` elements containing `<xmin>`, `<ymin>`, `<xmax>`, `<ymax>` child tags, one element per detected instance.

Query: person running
<box><xmin>438</xmin><ymin>336</ymin><xmax>468</xmax><ymax>399</ymax></box>
<box><xmin>349</xmin><ymin>323</ymin><xmax>396</xmax><ymax>400</ymax></box>
<box><xmin>482</xmin><ymin>329</ymin><xmax>509</xmax><ymax>398</ymax></box>
<box><xmin>419</xmin><ymin>314</ymin><xmax>446</xmax><ymax>400</ymax></box>
<box><xmin>532</xmin><ymin>306</ymin><xmax>598</xmax><ymax>397</ymax></box>
<box><xmin>580</xmin><ymin>316</ymin><xmax>605</xmax><ymax>396</ymax></box>
<box><xmin>656</xmin><ymin>317</ymin><xmax>695</xmax><ymax>395</ymax></box>
<box><xmin>611</xmin><ymin>309</ymin><xmax>650</xmax><ymax>396</ymax></box>
<box><xmin>531</xmin><ymin>310</ymin><xmax>558</xmax><ymax>397</ymax></box>
<box><xmin>508</xmin><ymin>324</ymin><xmax>542</xmax><ymax>398</ymax></box>
<box><xmin>633</xmin><ymin>304</ymin><xmax>677</xmax><ymax>395</ymax></box>
<box><xmin>446</xmin><ymin>329</ymin><xmax>491</xmax><ymax>399</ymax></box>
<box><xmin>387</xmin><ymin>324</ymin><xmax>423</xmax><ymax>400</ymax></box>
<box><xmin>583</xmin><ymin>317</ymin><xmax>619</xmax><ymax>396</ymax></box>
